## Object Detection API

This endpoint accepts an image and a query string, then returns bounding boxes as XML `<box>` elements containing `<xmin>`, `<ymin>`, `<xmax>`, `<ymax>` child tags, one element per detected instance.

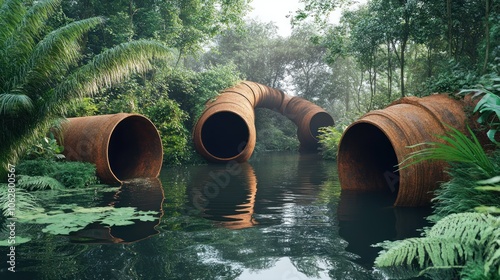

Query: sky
<box><xmin>246</xmin><ymin>0</ymin><xmax>365</xmax><ymax>37</ymax></box>
<box><xmin>245</xmin><ymin>0</ymin><xmax>304</xmax><ymax>37</ymax></box>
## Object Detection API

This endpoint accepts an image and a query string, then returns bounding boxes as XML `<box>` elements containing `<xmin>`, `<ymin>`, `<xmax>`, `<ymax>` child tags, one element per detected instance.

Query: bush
<box><xmin>17</xmin><ymin>160</ymin><xmax>98</xmax><ymax>189</ymax></box>
<box><xmin>317</xmin><ymin>126</ymin><xmax>344</xmax><ymax>160</ymax></box>
<box><xmin>144</xmin><ymin>98</ymin><xmax>191</xmax><ymax>165</ymax></box>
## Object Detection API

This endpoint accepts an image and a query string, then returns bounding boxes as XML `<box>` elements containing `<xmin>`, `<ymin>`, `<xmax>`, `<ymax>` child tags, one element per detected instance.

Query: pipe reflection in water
<box><xmin>69</xmin><ymin>177</ymin><xmax>164</xmax><ymax>244</ymax></box>
<box><xmin>337</xmin><ymin>189</ymin><xmax>432</xmax><ymax>269</ymax></box>
<box><xmin>188</xmin><ymin>162</ymin><xmax>258</xmax><ymax>229</ymax></box>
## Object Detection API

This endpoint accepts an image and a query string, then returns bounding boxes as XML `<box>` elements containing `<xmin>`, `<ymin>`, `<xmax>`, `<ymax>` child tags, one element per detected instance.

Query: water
<box><xmin>1</xmin><ymin>152</ymin><xmax>431</xmax><ymax>279</ymax></box>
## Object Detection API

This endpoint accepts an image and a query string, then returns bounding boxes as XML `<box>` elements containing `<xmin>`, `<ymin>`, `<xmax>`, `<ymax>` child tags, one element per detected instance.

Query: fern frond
<box><xmin>17</xmin><ymin>175</ymin><xmax>64</xmax><ymax>190</ymax></box>
<box><xmin>428</xmin><ymin>213</ymin><xmax>495</xmax><ymax>245</ymax></box>
<box><xmin>374</xmin><ymin>237</ymin><xmax>468</xmax><ymax>269</ymax></box>
<box><xmin>0</xmin><ymin>184</ymin><xmax>38</xmax><ymax>216</ymax></box>
<box><xmin>484</xmin><ymin>224</ymin><xmax>500</xmax><ymax>277</ymax></box>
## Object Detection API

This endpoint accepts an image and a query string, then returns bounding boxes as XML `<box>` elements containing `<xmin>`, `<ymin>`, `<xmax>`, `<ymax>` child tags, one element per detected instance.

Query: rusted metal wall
<box><xmin>337</xmin><ymin>94</ymin><xmax>467</xmax><ymax>207</ymax></box>
<box><xmin>193</xmin><ymin>81</ymin><xmax>335</xmax><ymax>162</ymax></box>
<box><xmin>61</xmin><ymin>113</ymin><xmax>163</xmax><ymax>184</ymax></box>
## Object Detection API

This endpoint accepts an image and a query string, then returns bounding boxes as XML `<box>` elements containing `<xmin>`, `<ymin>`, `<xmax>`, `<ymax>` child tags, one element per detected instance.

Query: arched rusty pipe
<box><xmin>337</xmin><ymin>94</ymin><xmax>467</xmax><ymax>207</ymax></box>
<box><xmin>61</xmin><ymin>113</ymin><xmax>163</xmax><ymax>184</ymax></box>
<box><xmin>193</xmin><ymin>81</ymin><xmax>335</xmax><ymax>162</ymax></box>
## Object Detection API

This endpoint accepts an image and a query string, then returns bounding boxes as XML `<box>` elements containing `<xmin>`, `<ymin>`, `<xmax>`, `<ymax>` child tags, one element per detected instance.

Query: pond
<box><xmin>1</xmin><ymin>152</ymin><xmax>431</xmax><ymax>279</ymax></box>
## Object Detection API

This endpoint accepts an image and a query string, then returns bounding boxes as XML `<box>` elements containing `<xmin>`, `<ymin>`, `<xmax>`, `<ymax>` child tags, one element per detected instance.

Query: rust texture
<box><xmin>337</xmin><ymin>94</ymin><xmax>467</xmax><ymax>207</ymax></box>
<box><xmin>193</xmin><ymin>81</ymin><xmax>335</xmax><ymax>162</ymax></box>
<box><xmin>61</xmin><ymin>113</ymin><xmax>163</xmax><ymax>184</ymax></box>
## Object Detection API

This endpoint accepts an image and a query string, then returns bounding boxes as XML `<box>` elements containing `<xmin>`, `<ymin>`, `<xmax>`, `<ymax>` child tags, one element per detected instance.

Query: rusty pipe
<box><xmin>193</xmin><ymin>81</ymin><xmax>335</xmax><ymax>162</ymax></box>
<box><xmin>337</xmin><ymin>94</ymin><xmax>467</xmax><ymax>207</ymax></box>
<box><xmin>61</xmin><ymin>113</ymin><xmax>163</xmax><ymax>184</ymax></box>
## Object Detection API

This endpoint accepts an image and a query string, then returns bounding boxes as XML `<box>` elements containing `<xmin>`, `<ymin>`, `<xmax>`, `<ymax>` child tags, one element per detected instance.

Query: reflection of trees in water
<box><xmin>152</xmin><ymin>152</ymin><xmax>371</xmax><ymax>279</ymax></box>
<box><xmin>13</xmin><ymin>153</ymin><xmax>395</xmax><ymax>279</ymax></box>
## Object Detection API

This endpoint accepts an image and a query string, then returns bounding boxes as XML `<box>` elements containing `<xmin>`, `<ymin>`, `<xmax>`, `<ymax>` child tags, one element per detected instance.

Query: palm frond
<box><xmin>24</xmin><ymin>17</ymin><xmax>105</xmax><ymax>92</ymax></box>
<box><xmin>0</xmin><ymin>0</ymin><xmax>25</xmax><ymax>45</ymax></box>
<box><xmin>1</xmin><ymin>0</ymin><xmax>61</xmax><ymax>72</ymax></box>
<box><xmin>50</xmin><ymin>40</ymin><xmax>171</xmax><ymax>114</ymax></box>
<box><xmin>0</xmin><ymin>92</ymin><xmax>33</xmax><ymax>114</ymax></box>
<box><xmin>399</xmin><ymin>124</ymin><xmax>496</xmax><ymax>177</ymax></box>
<box><xmin>17</xmin><ymin>175</ymin><xmax>64</xmax><ymax>190</ymax></box>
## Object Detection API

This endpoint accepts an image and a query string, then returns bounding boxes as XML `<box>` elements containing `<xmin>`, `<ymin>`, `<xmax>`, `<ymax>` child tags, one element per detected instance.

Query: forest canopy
<box><xmin>1</xmin><ymin>0</ymin><xmax>498</xmax><ymax>166</ymax></box>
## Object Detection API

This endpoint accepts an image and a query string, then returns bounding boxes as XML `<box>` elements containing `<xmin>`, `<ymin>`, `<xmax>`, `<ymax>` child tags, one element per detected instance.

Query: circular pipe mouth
<box><xmin>108</xmin><ymin>115</ymin><xmax>163</xmax><ymax>181</ymax></box>
<box><xmin>201</xmin><ymin>111</ymin><xmax>250</xmax><ymax>159</ymax></box>
<box><xmin>310</xmin><ymin>112</ymin><xmax>335</xmax><ymax>139</ymax></box>
<box><xmin>338</xmin><ymin>123</ymin><xmax>399</xmax><ymax>194</ymax></box>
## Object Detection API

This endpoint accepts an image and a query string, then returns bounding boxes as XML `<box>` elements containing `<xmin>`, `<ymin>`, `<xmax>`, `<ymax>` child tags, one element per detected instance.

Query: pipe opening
<box><xmin>310</xmin><ymin>112</ymin><xmax>335</xmax><ymax>139</ymax></box>
<box><xmin>339</xmin><ymin>123</ymin><xmax>399</xmax><ymax>194</ymax></box>
<box><xmin>108</xmin><ymin>116</ymin><xmax>162</xmax><ymax>180</ymax></box>
<box><xmin>201</xmin><ymin>112</ymin><xmax>250</xmax><ymax>159</ymax></box>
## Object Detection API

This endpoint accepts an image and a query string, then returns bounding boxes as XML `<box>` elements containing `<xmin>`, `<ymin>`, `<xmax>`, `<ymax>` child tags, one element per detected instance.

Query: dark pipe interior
<box><xmin>108</xmin><ymin>117</ymin><xmax>156</xmax><ymax>180</ymax></box>
<box><xmin>339</xmin><ymin>123</ymin><xmax>399</xmax><ymax>193</ymax></box>
<box><xmin>201</xmin><ymin>112</ymin><xmax>249</xmax><ymax>159</ymax></box>
<box><xmin>310</xmin><ymin>112</ymin><xmax>335</xmax><ymax>139</ymax></box>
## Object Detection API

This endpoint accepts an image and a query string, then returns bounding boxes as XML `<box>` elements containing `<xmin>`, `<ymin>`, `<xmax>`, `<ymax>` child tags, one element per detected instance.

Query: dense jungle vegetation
<box><xmin>0</xmin><ymin>0</ymin><xmax>499</xmax><ymax>278</ymax></box>
<box><xmin>0</xmin><ymin>0</ymin><xmax>498</xmax><ymax>167</ymax></box>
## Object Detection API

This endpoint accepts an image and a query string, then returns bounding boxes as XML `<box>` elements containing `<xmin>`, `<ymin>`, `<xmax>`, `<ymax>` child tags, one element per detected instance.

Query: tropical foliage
<box><xmin>375</xmin><ymin>80</ymin><xmax>500</xmax><ymax>278</ymax></box>
<box><xmin>374</xmin><ymin>212</ymin><xmax>500</xmax><ymax>279</ymax></box>
<box><xmin>400</xmin><ymin>125</ymin><xmax>497</xmax><ymax>178</ymax></box>
<box><xmin>317</xmin><ymin>125</ymin><xmax>344</xmax><ymax>160</ymax></box>
<box><xmin>17</xmin><ymin>159</ymin><xmax>98</xmax><ymax>189</ymax></box>
<box><xmin>0</xmin><ymin>0</ymin><xmax>171</xmax><ymax>177</ymax></box>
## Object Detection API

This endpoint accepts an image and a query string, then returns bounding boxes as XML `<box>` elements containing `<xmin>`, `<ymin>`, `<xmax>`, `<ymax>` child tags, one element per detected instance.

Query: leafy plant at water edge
<box><xmin>400</xmin><ymin>125</ymin><xmax>496</xmax><ymax>178</ymax></box>
<box><xmin>374</xmin><ymin>212</ymin><xmax>500</xmax><ymax>279</ymax></box>
<box><xmin>475</xmin><ymin>176</ymin><xmax>500</xmax><ymax>215</ymax></box>
<box><xmin>472</xmin><ymin>90</ymin><xmax>500</xmax><ymax>145</ymax></box>
<box><xmin>317</xmin><ymin>125</ymin><xmax>344</xmax><ymax>160</ymax></box>
<box><xmin>430</xmin><ymin>158</ymin><xmax>500</xmax><ymax>221</ymax></box>
<box><xmin>17</xmin><ymin>159</ymin><xmax>98</xmax><ymax>188</ymax></box>
<box><xmin>16</xmin><ymin>204</ymin><xmax>159</xmax><ymax>235</ymax></box>
<box><xmin>23</xmin><ymin>133</ymin><xmax>65</xmax><ymax>160</ymax></box>
<box><xmin>0</xmin><ymin>0</ymin><xmax>171</xmax><ymax>178</ymax></box>
<box><xmin>16</xmin><ymin>175</ymin><xmax>64</xmax><ymax>191</ymax></box>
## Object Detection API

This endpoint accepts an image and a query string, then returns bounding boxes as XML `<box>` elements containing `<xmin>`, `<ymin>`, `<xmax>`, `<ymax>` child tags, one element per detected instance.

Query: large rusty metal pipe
<box><xmin>337</xmin><ymin>95</ymin><xmax>467</xmax><ymax>207</ymax></box>
<box><xmin>193</xmin><ymin>81</ymin><xmax>335</xmax><ymax>162</ymax></box>
<box><xmin>61</xmin><ymin>113</ymin><xmax>163</xmax><ymax>184</ymax></box>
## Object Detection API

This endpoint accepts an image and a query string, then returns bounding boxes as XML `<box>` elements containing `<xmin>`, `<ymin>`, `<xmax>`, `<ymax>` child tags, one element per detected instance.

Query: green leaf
<box><xmin>0</xmin><ymin>236</ymin><xmax>31</xmax><ymax>246</ymax></box>
<box><xmin>477</xmin><ymin>176</ymin><xmax>500</xmax><ymax>185</ymax></box>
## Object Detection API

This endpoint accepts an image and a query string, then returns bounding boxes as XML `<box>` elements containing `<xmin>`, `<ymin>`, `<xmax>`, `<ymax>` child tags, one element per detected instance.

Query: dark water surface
<box><xmin>2</xmin><ymin>152</ymin><xmax>431</xmax><ymax>279</ymax></box>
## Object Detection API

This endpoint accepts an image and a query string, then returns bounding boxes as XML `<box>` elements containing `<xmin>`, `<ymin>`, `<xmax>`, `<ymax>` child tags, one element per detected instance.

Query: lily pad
<box><xmin>0</xmin><ymin>236</ymin><xmax>31</xmax><ymax>246</ymax></box>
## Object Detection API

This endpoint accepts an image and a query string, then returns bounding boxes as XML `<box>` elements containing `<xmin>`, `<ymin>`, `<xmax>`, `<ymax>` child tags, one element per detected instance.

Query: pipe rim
<box><xmin>199</xmin><ymin>110</ymin><xmax>253</xmax><ymax>162</ymax></box>
<box><xmin>338</xmin><ymin>118</ymin><xmax>401</xmax><ymax>199</ymax></box>
<box><xmin>106</xmin><ymin>114</ymin><xmax>163</xmax><ymax>182</ymax></box>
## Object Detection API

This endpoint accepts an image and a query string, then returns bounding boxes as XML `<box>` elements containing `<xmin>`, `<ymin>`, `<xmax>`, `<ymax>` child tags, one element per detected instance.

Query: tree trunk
<box><xmin>447</xmin><ymin>0</ymin><xmax>453</xmax><ymax>56</ymax></box>
<box><xmin>386</xmin><ymin>40</ymin><xmax>392</xmax><ymax>100</ymax></box>
<box><xmin>482</xmin><ymin>0</ymin><xmax>490</xmax><ymax>74</ymax></box>
<box><xmin>400</xmin><ymin>40</ymin><xmax>406</xmax><ymax>97</ymax></box>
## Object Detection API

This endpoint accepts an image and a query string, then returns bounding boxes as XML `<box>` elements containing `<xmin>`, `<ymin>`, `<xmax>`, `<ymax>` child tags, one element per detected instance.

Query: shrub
<box><xmin>17</xmin><ymin>160</ymin><xmax>98</xmax><ymax>189</ymax></box>
<box><xmin>144</xmin><ymin>98</ymin><xmax>191</xmax><ymax>165</ymax></box>
<box><xmin>317</xmin><ymin>126</ymin><xmax>344</xmax><ymax>160</ymax></box>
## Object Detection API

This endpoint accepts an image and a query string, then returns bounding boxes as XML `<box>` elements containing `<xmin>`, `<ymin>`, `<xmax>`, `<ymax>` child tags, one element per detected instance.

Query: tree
<box><xmin>0</xmin><ymin>0</ymin><xmax>171</xmax><ymax>177</ymax></box>
<box><xmin>60</xmin><ymin>0</ymin><xmax>250</xmax><ymax>62</ymax></box>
